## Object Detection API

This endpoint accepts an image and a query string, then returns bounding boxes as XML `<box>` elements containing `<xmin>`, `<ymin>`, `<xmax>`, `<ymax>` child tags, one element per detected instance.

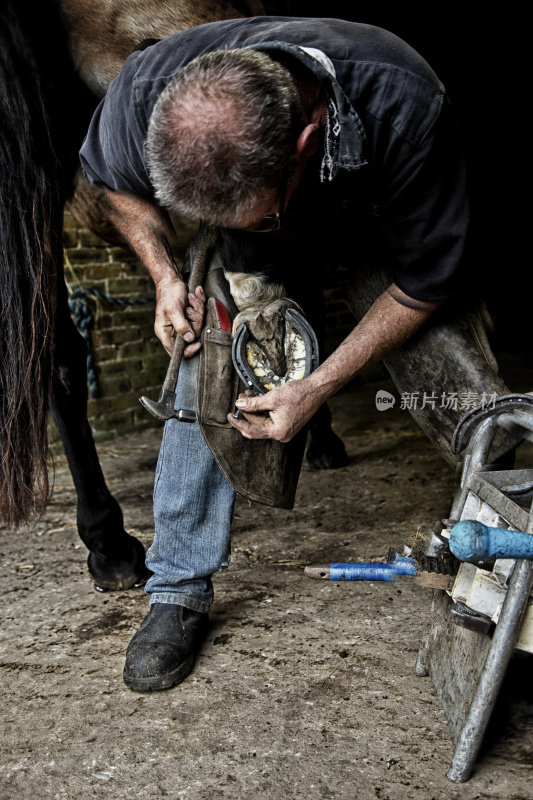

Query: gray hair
<box><xmin>146</xmin><ymin>48</ymin><xmax>304</xmax><ymax>226</ymax></box>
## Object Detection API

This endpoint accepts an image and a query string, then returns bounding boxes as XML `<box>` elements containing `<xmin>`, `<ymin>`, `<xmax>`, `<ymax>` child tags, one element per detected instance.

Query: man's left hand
<box><xmin>227</xmin><ymin>379</ymin><xmax>323</xmax><ymax>442</ymax></box>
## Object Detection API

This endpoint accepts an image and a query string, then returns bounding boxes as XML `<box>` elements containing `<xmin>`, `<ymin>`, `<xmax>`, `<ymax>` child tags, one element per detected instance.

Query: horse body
<box><xmin>59</xmin><ymin>0</ymin><xmax>263</xmax><ymax>96</ymax></box>
<box><xmin>0</xmin><ymin>0</ymin><xmax>265</xmax><ymax>589</ymax></box>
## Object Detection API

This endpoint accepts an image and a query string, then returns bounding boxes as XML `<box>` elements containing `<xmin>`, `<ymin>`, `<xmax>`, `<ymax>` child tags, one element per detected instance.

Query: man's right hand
<box><xmin>97</xmin><ymin>188</ymin><xmax>207</xmax><ymax>357</ymax></box>
<box><xmin>155</xmin><ymin>275</ymin><xmax>206</xmax><ymax>357</ymax></box>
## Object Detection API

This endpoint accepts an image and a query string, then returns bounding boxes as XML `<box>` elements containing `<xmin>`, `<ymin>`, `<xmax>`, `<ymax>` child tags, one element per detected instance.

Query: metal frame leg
<box><xmin>447</xmin><ymin>558</ymin><xmax>533</xmax><ymax>781</ymax></box>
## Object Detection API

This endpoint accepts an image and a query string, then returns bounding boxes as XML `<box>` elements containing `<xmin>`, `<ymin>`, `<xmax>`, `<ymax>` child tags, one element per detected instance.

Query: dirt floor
<box><xmin>1</xmin><ymin>363</ymin><xmax>533</xmax><ymax>800</ymax></box>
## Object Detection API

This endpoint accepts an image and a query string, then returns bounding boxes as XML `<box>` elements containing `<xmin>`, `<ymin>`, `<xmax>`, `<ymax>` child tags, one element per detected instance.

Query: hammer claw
<box><xmin>139</xmin><ymin>389</ymin><xmax>178</xmax><ymax>421</ymax></box>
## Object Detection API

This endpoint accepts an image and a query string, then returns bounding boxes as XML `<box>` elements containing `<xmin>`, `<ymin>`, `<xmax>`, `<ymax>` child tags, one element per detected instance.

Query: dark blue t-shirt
<box><xmin>80</xmin><ymin>17</ymin><xmax>469</xmax><ymax>302</ymax></box>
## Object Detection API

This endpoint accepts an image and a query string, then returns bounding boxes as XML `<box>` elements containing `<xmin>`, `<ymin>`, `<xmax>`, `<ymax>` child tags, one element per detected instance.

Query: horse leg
<box><xmin>218</xmin><ymin>229</ymin><xmax>349</xmax><ymax>469</ymax></box>
<box><xmin>347</xmin><ymin>264</ymin><xmax>511</xmax><ymax>466</ymax></box>
<box><xmin>51</xmin><ymin>277</ymin><xmax>149</xmax><ymax>590</ymax></box>
<box><xmin>304</xmin><ymin>402</ymin><xmax>349</xmax><ymax>469</ymax></box>
<box><xmin>303</xmin><ymin>289</ymin><xmax>350</xmax><ymax>470</ymax></box>
<box><xmin>282</xmin><ymin>265</ymin><xmax>349</xmax><ymax>469</ymax></box>
<box><xmin>224</xmin><ymin>270</ymin><xmax>349</xmax><ymax>469</ymax></box>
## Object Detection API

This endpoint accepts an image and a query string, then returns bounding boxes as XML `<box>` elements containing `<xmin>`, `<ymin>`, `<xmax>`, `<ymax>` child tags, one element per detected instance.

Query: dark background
<box><xmin>263</xmin><ymin>3</ymin><xmax>527</xmax><ymax>356</ymax></box>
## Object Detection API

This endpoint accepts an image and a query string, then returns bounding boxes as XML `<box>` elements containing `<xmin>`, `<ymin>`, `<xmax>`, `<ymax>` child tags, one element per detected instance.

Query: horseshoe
<box><xmin>232</xmin><ymin>306</ymin><xmax>319</xmax><ymax>396</ymax></box>
<box><xmin>451</xmin><ymin>393</ymin><xmax>533</xmax><ymax>455</ymax></box>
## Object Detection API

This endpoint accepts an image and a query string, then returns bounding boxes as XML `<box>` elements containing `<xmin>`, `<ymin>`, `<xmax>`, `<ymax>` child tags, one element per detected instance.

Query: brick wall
<box><xmin>59</xmin><ymin>211</ymin><xmax>170</xmax><ymax>443</ymax></box>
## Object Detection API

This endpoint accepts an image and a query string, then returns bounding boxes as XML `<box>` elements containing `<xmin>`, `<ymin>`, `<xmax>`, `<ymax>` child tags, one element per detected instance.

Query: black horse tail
<box><xmin>0</xmin><ymin>0</ymin><xmax>94</xmax><ymax>526</ymax></box>
<box><xmin>0</xmin><ymin>3</ymin><xmax>62</xmax><ymax>524</ymax></box>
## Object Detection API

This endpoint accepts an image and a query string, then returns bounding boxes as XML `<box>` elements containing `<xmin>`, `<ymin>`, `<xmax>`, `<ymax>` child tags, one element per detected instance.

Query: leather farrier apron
<box><xmin>195</xmin><ymin>250</ymin><xmax>310</xmax><ymax>510</ymax></box>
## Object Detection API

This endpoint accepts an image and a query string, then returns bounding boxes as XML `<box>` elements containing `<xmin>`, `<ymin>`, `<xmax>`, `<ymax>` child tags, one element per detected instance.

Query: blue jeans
<box><xmin>145</xmin><ymin>353</ymin><xmax>236</xmax><ymax>613</ymax></box>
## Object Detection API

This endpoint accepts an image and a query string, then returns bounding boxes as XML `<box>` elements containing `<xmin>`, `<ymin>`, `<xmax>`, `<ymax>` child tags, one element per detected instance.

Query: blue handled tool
<box><xmin>304</xmin><ymin>556</ymin><xmax>454</xmax><ymax>588</ymax></box>
<box><xmin>305</xmin><ymin>558</ymin><xmax>416</xmax><ymax>582</ymax></box>
<box><xmin>449</xmin><ymin>520</ymin><xmax>533</xmax><ymax>562</ymax></box>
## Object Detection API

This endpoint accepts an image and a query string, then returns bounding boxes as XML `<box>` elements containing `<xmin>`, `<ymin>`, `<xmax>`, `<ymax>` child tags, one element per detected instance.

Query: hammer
<box><xmin>139</xmin><ymin>225</ymin><xmax>218</xmax><ymax>422</ymax></box>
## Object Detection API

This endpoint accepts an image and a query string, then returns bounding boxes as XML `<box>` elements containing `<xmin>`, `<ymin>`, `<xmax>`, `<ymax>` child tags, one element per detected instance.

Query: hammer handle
<box><xmin>162</xmin><ymin>336</ymin><xmax>187</xmax><ymax>392</ymax></box>
<box><xmin>161</xmin><ymin>225</ymin><xmax>217</xmax><ymax>392</ymax></box>
<box><xmin>450</xmin><ymin>520</ymin><xmax>533</xmax><ymax>562</ymax></box>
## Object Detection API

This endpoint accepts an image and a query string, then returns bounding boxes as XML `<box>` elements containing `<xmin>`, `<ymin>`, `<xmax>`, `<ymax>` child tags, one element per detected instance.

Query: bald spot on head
<box><xmin>146</xmin><ymin>48</ymin><xmax>304</xmax><ymax>224</ymax></box>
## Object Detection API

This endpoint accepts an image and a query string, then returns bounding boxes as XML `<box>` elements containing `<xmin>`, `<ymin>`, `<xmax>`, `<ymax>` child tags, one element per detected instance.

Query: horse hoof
<box><xmin>306</xmin><ymin>431</ymin><xmax>350</xmax><ymax>471</ymax></box>
<box><xmin>88</xmin><ymin>534</ymin><xmax>151</xmax><ymax>592</ymax></box>
<box><xmin>93</xmin><ymin>578</ymin><xmax>147</xmax><ymax>593</ymax></box>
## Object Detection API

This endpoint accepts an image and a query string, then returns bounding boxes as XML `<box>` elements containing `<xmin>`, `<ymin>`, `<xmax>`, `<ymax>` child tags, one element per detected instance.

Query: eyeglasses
<box><xmin>244</xmin><ymin>170</ymin><xmax>288</xmax><ymax>233</ymax></box>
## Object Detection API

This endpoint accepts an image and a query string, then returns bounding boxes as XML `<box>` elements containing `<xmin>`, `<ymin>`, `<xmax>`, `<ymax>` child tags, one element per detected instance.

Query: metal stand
<box><xmin>417</xmin><ymin>398</ymin><xmax>533</xmax><ymax>782</ymax></box>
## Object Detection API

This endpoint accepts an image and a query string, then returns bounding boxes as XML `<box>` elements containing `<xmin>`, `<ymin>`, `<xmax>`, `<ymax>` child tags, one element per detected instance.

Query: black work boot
<box><xmin>123</xmin><ymin>603</ymin><xmax>209</xmax><ymax>692</ymax></box>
